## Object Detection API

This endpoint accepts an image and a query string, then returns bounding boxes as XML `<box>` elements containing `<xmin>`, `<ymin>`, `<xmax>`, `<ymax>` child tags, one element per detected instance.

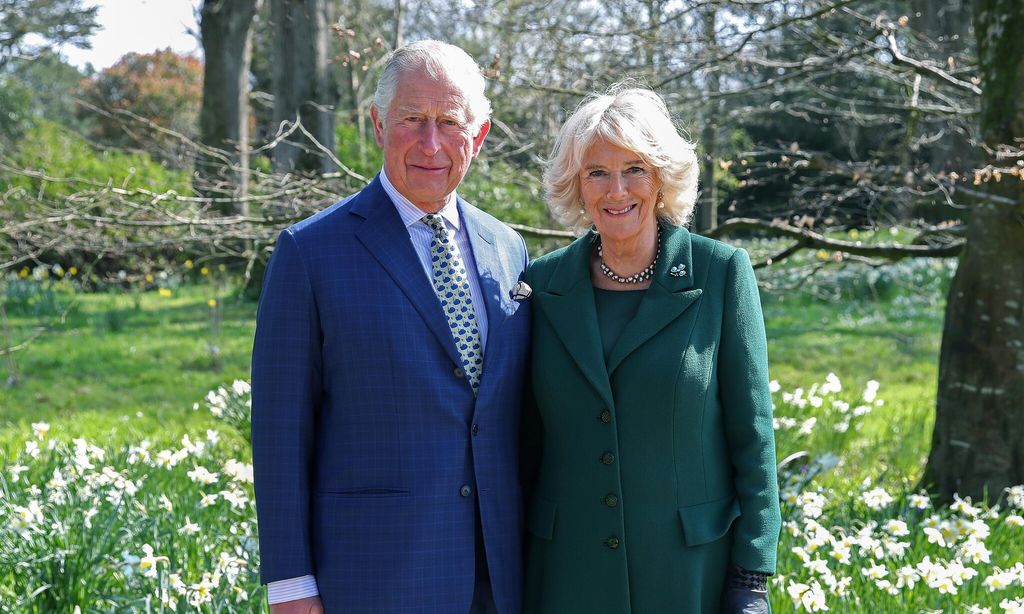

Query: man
<box><xmin>251</xmin><ymin>40</ymin><xmax>531</xmax><ymax>613</ymax></box>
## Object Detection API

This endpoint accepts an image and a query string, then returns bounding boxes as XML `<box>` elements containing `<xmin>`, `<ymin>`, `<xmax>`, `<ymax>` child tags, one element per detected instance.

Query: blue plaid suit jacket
<box><xmin>251</xmin><ymin>176</ymin><xmax>531</xmax><ymax>613</ymax></box>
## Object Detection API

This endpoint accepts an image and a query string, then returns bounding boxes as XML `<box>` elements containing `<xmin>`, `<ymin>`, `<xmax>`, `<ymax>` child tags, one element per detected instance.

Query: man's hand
<box><xmin>270</xmin><ymin>596</ymin><xmax>324</xmax><ymax>614</ymax></box>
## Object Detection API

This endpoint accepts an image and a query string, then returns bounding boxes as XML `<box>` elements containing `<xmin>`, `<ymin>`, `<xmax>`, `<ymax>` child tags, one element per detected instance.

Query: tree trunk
<box><xmin>197</xmin><ymin>0</ymin><xmax>261</xmax><ymax>214</ymax></box>
<box><xmin>270</xmin><ymin>0</ymin><xmax>336</xmax><ymax>174</ymax></box>
<box><xmin>923</xmin><ymin>0</ymin><xmax>1024</xmax><ymax>503</ymax></box>
<box><xmin>696</xmin><ymin>5</ymin><xmax>719</xmax><ymax>233</ymax></box>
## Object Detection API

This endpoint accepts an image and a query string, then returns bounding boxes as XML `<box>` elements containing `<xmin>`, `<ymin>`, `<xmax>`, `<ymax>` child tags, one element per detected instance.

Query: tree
<box><xmin>269</xmin><ymin>0</ymin><xmax>336</xmax><ymax>174</ymax></box>
<box><xmin>0</xmin><ymin>0</ymin><xmax>98</xmax><ymax>68</ymax></box>
<box><xmin>923</xmin><ymin>0</ymin><xmax>1024</xmax><ymax>502</ymax></box>
<box><xmin>197</xmin><ymin>0</ymin><xmax>262</xmax><ymax>211</ymax></box>
<box><xmin>76</xmin><ymin>49</ymin><xmax>203</xmax><ymax>167</ymax></box>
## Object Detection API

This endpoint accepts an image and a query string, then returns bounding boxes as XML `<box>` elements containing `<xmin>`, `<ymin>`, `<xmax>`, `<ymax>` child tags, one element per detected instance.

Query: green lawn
<box><xmin>0</xmin><ymin>283</ymin><xmax>253</xmax><ymax>450</ymax></box>
<box><xmin>4</xmin><ymin>252</ymin><xmax>1023</xmax><ymax>612</ymax></box>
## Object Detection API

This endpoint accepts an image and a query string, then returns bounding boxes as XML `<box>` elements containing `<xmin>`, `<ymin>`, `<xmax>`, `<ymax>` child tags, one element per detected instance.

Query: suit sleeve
<box><xmin>251</xmin><ymin>229</ymin><xmax>323</xmax><ymax>584</ymax></box>
<box><xmin>719</xmin><ymin>248</ymin><xmax>781</xmax><ymax>574</ymax></box>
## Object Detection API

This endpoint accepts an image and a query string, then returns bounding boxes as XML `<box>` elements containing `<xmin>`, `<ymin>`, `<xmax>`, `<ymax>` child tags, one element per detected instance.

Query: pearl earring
<box><xmin>657</xmin><ymin>191</ymin><xmax>666</xmax><ymax>209</ymax></box>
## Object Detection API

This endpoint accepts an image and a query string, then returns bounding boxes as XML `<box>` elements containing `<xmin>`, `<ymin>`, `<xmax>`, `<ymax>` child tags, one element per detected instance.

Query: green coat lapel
<box><xmin>533</xmin><ymin>233</ymin><xmax>615</xmax><ymax>409</ymax></box>
<box><xmin>606</xmin><ymin>223</ymin><xmax>703</xmax><ymax>374</ymax></box>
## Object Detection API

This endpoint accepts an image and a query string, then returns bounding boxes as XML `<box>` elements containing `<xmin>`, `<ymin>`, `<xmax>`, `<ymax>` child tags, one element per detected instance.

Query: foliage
<box><xmin>3</xmin><ymin>50</ymin><xmax>87</xmax><ymax>129</ymax></box>
<box><xmin>0</xmin><ymin>0</ymin><xmax>99</xmax><ymax>68</ymax></box>
<box><xmin>76</xmin><ymin>49</ymin><xmax>203</xmax><ymax>165</ymax></box>
<box><xmin>1</xmin><ymin>119</ymin><xmax>192</xmax><ymax>200</ymax></box>
<box><xmin>0</xmin><ymin>73</ymin><xmax>32</xmax><ymax>141</ymax></box>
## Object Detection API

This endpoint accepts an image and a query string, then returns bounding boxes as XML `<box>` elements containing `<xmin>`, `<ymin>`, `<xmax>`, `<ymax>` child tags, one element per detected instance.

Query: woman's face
<box><xmin>578</xmin><ymin>139</ymin><xmax>660</xmax><ymax>245</ymax></box>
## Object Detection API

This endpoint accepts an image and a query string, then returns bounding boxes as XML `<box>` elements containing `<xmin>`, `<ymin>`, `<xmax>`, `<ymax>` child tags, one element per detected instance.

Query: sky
<box><xmin>60</xmin><ymin>0</ymin><xmax>203</xmax><ymax>70</ymax></box>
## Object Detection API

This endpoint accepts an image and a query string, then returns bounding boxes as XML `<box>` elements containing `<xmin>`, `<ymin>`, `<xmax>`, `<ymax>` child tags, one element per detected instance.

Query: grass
<box><xmin>2</xmin><ymin>246</ymin><xmax>1023</xmax><ymax>611</ymax></box>
<box><xmin>0</xmin><ymin>282</ymin><xmax>253</xmax><ymax>451</ymax></box>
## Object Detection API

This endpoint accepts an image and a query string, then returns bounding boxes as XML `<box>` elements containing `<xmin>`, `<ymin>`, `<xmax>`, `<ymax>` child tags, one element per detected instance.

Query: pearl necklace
<box><xmin>596</xmin><ymin>230</ymin><xmax>660</xmax><ymax>284</ymax></box>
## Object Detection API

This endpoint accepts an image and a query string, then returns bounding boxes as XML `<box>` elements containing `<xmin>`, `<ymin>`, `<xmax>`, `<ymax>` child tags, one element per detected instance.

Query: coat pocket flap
<box><xmin>527</xmin><ymin>496</ymin><xmax>557</xmax><ymax>540</ymax></box>
<box><xmin>678</xmin><ymin>495</ymin><xmax>740</xmax><ymax>546</ymax></box>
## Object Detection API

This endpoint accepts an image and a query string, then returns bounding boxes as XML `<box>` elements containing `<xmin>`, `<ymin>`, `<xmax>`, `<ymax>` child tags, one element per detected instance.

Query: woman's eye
<box><xmin>588</xmin><ymin>169</ymin><xmax>607</xmax><ymax>178</ymax></box>
<box><xmin>627</xmin><ymin>166</ymin><xmax>646</xmax><ymax>174</ymax></box>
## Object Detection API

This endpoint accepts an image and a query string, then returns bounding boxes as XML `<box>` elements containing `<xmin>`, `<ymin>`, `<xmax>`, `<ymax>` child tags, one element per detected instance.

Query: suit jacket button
<box><xmin>460</xmin><ymin>485</ymin><xmax>472</xmax><ymax>497</ymax></box>
<box><xmin>606</xmin><ymin>536</ymin><xmax>620</xmax><ymax>549</ymax></box>
<box><xmin>472</xmin><ymin>424</ymin><xmax>480</xmax><ymax>436</ymax></box>
<box><xmin>599</xmin><ymin>410</ymin><xmax>612</xmax><ymax>423</ymax></box>
<box><xmin>604</xmin><ymin>494</ymin><xmax>618</xmax><ymax>507</ymax></box>
<box><xmin>454</xmin><ymin>367</ymin><xmax>466</xmax><ymax>379</ymax></box>
<box><xmin>600</xmin><ymin>452</ymin><xmax>615</xmax><ymax>465</ymax></box>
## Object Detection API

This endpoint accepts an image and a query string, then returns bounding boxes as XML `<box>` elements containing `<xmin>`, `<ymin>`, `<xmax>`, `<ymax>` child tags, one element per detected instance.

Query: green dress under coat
<box><xmin>522</xmin><ymin>223</ymin><xmax>781</xmax><ymax>614</ymax></box>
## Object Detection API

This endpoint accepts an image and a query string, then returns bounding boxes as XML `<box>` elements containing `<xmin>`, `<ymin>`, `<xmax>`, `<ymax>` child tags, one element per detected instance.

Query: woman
<box><xmin>522</xmin><ymin>86</ymin><xmax>781</xmax><ymax>613</ymax></box>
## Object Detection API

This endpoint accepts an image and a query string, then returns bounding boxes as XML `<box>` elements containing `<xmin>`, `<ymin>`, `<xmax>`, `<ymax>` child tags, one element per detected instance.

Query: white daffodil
<box><xmin>83</xmin><ymin>507</ymin><xmax>98</xmax><ymax>529</ymax></box>
<box><xmin>9</xmin><ymin>463</ymin><xmax>28</xmax><ymax>482</ymax></box>
<box><xmin>862</xmin><ymin>563</ymin><xmax>888</xmax><ymax>580</ymax></box>
<box><xmin>863</xmin><ymin>379</ymin><xmax>880</xmax><ymax>402</ymax></box>
<box><xmin>169</xmin><ymin>573</ymin><xmax>187</xmax><ymax>595</ymax></box>
<box><xmin>31</xmin><ymin>421</ymin><xmax>50</xmax><ymax>439</ymax></box>
<box><xmin>909</xmin><ymin>493</ymin><xmax>931</xmax><ymax>510</ymax></box>
<box><xmin>923</xmin><ymin>527</ymin><xmax>947</xmax><ymax>547</ymax></box>
<box><xmin>951</xmin><ymin>494</ymin><xmax>981</xmax><ymax>517</ymax></box>
<box><xmin>983</xmin><ymin>571</ymin><xmax>1017</xmax><ymax>591</ymax></box>
<box><xmin>24</xmin><ymin>440</ymin><xmax>40</xmax><ymax>459</ymax></box>
<box><xmin>200</xmin><ymin>492</ymin><xmax>218</xmax><ymax>507</ymax></box>
<box><xmin>138</xmin><ymin>544</ymin><xmax>168</xmax><ymax>578</ymax></box>
<box><xmin>219</xmin><ymin>489</ymin><xmax>249</xmax><ymax>510</ymax></box>
<box><xmin>179</xmin><ymin>516</ymin><xmax>201</xmax><ymax>536</ymax></box>
<box><xmin>862</xmin><ymin>487</ymin><xmax>893</xmax><ymax>510</ymax></box>
<box><xmin>1006</xmin><ymin>514</ymin><xmax>1024</xmax><ymax>527</ymax></box>
<box><xmin>187</xmin><ymin>466</ymin><xmax>219</xmax><ymax>485</ymax></box>
<box><xmin>1006</xmin><ymin>485</ymin><xmax>1024</xmax><ymax>510</ymax></box>
<box><xmin>960</xmin><ymin>538</ymin><xmax>992</xmax><ymax>565</ymax></box>
<box><xmin>1000</xmin><ymin>598</ymin><xmax>1024</xmax><ymax>614</ymax></box>
<box><xmin>895</xmin><ymin>565</ymin><xmax>919</xmax><ymax>589</ymax></box>
<box><xmin>884</xmin><ymin>519</ymin><xmax>909</xmax><ymax>537</ymax></box>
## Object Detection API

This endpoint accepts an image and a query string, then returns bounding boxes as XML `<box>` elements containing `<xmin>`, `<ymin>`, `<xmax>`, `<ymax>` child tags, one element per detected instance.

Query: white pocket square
<box><xmin>510</xmin><ymin>281</ymin><xmax>532</xmax><ymax>301</ymax></box>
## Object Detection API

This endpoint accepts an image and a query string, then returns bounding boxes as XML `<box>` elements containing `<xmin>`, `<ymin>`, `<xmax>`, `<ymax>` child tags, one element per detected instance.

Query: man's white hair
<box><xmin>373</xmin><ymin>40</ymin><xmax>492</xmax><ymax>131</ymax></box>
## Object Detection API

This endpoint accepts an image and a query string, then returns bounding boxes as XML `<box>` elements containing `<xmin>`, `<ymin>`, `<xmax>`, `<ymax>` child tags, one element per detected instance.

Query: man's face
<box><xmin>371</xmin><ymin>70</ymin><xmax>490</xmax><ymax>213</ymax></box>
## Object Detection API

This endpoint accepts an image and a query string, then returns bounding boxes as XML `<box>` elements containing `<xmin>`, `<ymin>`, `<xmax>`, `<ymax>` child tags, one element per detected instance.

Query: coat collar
<box><xmin>535</xmin><ymin>222</ymin><xmax>703</xmax><ymax>407</ymax></box>
<box><xmin>351</xmin><ymin>175</ymin><xmax>464</xmax><ymax>369</ymax></box>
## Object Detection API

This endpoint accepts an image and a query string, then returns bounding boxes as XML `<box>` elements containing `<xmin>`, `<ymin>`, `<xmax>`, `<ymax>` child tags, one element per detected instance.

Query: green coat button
<box><xmin>599</xmin><ymin>410</ymin><xmax>612</xmax><ymax>423</ymax></box>
<box><xmin>600</xmin><ymin>452</ymin><xmax>615</xmax><ymax>465</ymax></box>
<box><xmin>604</xmin><ymin>494</ymin><xmax>618</xmax><ymax>507</ymax></box>
<box><xmin>606</xmin><ymin>536</ymin><xmax>620</xmax><ymax>549</ymax></box>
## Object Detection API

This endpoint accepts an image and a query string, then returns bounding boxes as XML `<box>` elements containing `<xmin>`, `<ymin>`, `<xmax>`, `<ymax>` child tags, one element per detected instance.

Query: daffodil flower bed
<box><xmin>1</xmin><ymin>422</ymin><xmax>260</xmax><ymax>611</ymax></box>
<box><xmin>3</xmin><ymin>375</ymin><xmax>1023</xmax><ymax>611</ymax></box>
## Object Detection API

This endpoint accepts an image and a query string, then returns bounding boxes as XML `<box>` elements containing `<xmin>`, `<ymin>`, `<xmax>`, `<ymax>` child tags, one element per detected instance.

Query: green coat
<box><xmin>522</xmin><ymin>223</ymin><xmax>781</xmax><ymax>614</ymax></box>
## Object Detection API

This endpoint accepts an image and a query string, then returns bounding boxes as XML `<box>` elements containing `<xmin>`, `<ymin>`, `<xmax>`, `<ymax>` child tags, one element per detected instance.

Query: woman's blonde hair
<box><xmin>544</xmin><ymin>85</ymin><xmax>699</xmax><ymax>233</ymax></box>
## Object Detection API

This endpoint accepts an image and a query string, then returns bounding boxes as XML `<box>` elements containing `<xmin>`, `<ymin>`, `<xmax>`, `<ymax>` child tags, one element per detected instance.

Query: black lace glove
<box><xmin>720</xmin><ymin>566</ymin><xmax>770</xmax><ymax>614</ymax></box>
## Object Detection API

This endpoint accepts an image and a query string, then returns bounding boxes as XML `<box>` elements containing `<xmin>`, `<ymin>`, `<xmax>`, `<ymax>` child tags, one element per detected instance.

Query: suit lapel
<box><xmin>606</xmin><ymin>223</ymin><xmax>703</xmax><ymax>374</ymax></box>
<box><xmin>351</xmin><ymin>177</ymin><xmax>463</xmax><ymax>368</ymax></box>
<box><xmin>535</xmin><ymin>233</ymin><xmax>615</xmax><ymax>409</ymax></box>
<box><xmin>460</xmin><ymin>200</ymin><xmax>503</xmax><ymax>339</ymax></box>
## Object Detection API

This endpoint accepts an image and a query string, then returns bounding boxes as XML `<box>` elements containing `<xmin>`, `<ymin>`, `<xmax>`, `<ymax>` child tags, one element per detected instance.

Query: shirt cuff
<box><xmin>267</xmin><ymin>575</ymin><xmax>319</xmax><ymax>604</ymax></box>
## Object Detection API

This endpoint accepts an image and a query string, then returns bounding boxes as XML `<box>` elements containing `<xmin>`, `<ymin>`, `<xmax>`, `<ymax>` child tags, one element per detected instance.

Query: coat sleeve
<box><xmin>718</xmin><ymin>248</ymin><xmax>781</xmax><ymax>574</ymax></box>
<box><xmin>251</xmin><ymin>229</ymin><xmax>323</xmax><ymax>584</ymax></box>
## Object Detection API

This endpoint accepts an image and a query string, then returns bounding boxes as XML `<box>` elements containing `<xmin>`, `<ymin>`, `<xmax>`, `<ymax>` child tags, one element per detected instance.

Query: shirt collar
<box><xmin>380</xmin><ymin>168</ymin><xmax>461</xmax><ymax>231</ymax></box>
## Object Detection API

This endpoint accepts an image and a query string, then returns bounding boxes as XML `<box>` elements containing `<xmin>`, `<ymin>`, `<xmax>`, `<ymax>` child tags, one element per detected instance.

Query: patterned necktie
<box><xmin>422</xmin><ymin>214</ymin><xmax>483</xmax><ymax>394</ymax></box>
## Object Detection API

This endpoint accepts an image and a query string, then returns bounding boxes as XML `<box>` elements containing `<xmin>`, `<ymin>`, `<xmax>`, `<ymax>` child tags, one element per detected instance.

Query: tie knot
<box><xmin>422</xmin><ymin>214</ymin><xmax>446</xmax><ymax>234</ymax></box>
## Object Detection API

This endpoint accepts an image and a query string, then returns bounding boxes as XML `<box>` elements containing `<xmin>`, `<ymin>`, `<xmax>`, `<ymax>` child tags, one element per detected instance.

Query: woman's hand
<box><xmin>720</xmin><ymin>587</ymin><xmax>769</xmax><ymax>614</ymax></box>
<box><xmin>721</xmin><ymin>565</ymin><xmax>770</xmax><ymax>614</ymax></box>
